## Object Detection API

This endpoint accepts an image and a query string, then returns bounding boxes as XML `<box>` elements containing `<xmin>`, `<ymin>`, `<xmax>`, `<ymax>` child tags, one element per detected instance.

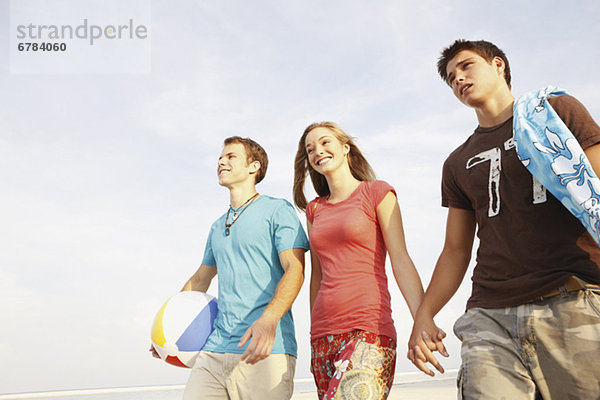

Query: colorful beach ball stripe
<box><xmin>151</xmin><ymin>291</ymin><xmax>218</xmax><ymax>368</ymax></box>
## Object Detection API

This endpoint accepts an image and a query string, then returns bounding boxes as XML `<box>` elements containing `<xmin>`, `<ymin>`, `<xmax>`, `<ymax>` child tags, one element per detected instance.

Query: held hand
<box><xmin>238</xmin><ymin>315</ymin><xmax>277</xmax><ymax>365</ymax></box>
<box><xmin>407</xmin><ymin>318</ymin><xmax>448</xmax><ymax>376</ymax></box>
<box><xmin>149</xmin><ymin>344</ymin><xmax>161</xmax><ymax>359</ymax></box>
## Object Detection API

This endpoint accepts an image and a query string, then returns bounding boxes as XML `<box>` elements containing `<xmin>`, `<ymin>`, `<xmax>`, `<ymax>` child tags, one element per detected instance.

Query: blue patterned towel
<box><xmin>513</xmin><ymin>86</ymin><xmax>600</xmax><ymax>245</ymax></box>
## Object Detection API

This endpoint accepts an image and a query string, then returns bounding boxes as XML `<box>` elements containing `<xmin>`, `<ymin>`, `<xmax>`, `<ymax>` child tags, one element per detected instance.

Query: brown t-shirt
<box><xmin>442</xmin><ymin>95</ymin><xmax>600</xmax><ymax>309</ymax></box>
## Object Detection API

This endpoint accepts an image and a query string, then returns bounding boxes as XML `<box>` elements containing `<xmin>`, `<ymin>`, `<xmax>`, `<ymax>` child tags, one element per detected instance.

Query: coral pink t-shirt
<box><xmin>307</xmin><ymin>180</ymin><xmax>397</xmax><ymax>341</ymax></box>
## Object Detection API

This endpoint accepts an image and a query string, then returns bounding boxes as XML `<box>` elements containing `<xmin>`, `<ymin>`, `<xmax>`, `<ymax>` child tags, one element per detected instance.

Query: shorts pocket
<box><xmin>453</xmin><ymin>311</ymin><xmax>471</xmax><ymax>341</ymax></box>
<box><xmin>586</xmin><ymin>290</ymin><xmax>600</xmax><ymax>317</ymax></box>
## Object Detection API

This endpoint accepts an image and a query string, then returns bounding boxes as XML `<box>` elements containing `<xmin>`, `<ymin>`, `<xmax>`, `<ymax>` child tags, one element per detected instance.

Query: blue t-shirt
<box><xmin>201</xmin><ymin>195</ymin><xmax>309</xmax><ymax>357</ymax></box>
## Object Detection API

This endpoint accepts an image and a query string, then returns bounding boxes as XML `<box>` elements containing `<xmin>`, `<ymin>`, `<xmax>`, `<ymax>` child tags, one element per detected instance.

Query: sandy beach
<box><xmin>0</xmin><ymin>373</ymin><xmax>457</xmax><ymax>399</ymax></box>
<box><xmin>0</xmin><ymin>380</ymin><xmax>456</xmax><ymax>400</ymax></box>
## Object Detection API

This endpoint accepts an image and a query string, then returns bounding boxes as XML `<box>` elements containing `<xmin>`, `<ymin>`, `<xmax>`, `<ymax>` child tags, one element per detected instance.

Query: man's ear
<box><xmin>248</xmin><ymin>160</ymin><xmax>260</xmax><ymax>174</ymax></box>
<box><xmin>493</xmin><ymin>56</ymin><xmax>505</xmax><ymax>75</ymax></box>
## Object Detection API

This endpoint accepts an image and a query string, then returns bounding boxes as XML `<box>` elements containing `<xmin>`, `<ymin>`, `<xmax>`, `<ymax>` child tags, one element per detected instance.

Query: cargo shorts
<box><xmin>453</xmin><ymin>289</ymin><xmax>600</xmax><ymax>399</ymax></box>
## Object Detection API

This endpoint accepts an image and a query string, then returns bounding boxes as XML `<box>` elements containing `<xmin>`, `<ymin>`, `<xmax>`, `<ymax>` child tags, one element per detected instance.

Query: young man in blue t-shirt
<box><xmin>156</xmin><ymin>136</ymin><xmax>309</xmax><ymax>400</ymax></box>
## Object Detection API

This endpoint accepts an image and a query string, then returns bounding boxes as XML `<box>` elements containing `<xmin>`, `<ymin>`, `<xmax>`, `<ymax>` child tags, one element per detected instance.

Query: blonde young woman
<box><xmin>293</xmin><ymin>122</ymin><xmax>429</xmax><ymax>400</ymax></box>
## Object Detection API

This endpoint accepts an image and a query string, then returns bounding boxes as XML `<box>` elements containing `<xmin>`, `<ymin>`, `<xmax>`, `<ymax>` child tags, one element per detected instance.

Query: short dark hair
<box><xmin>437</xmin><ymin>39</ymin><xmax>511</xmax><ymax>88</ymax></box>
<box><xmin>223</xmin><ymin>136</ymin><xmax>269</xmax><ymax>184</ymax></box>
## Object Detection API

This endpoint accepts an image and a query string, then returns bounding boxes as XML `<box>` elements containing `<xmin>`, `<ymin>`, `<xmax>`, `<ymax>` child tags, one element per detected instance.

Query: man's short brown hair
<box><xmin>223</xmin><ymin>136</ymin><xmax>269</xmax><ymax>184</ymax></box>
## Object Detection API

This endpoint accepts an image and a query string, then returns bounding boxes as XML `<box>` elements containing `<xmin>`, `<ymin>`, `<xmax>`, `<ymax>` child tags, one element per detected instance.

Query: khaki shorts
<box><xmin>454</xmin><ymin>289</ymin><xmax>600</xmax><ymax>399</ymax></box>
<box><xmin>183</xmin><ymin>351</ymin><xmax>296</xmax><ymax>400</ymax></box>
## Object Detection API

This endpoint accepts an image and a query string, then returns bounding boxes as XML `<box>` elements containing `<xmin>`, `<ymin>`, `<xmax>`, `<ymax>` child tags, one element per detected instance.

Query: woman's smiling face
<box><xmin>305</xmin><ymin>127</ymin><xmax>349</xmax><ymax>175</ymax></box>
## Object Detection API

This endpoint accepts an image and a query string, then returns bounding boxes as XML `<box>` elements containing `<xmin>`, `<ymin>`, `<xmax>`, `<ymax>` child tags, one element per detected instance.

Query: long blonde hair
<box><xmin>293</xmin><ymin>122</ymin><xmax>376</xmax><ymax>211</ymax></box>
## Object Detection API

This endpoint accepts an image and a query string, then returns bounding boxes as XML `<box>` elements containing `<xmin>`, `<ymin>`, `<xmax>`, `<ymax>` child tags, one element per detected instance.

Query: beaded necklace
<box><xmin>224</xmin><ymin>193</ymin><xmax>259</xmax><ymax>236</ymax></box>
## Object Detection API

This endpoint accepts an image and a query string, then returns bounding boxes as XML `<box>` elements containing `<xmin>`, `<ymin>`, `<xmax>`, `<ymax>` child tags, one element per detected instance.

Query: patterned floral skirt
<box><xmin>310</xmin><ymin>330</ymin><xmax>397</xmax><ymax>400</ymax></box>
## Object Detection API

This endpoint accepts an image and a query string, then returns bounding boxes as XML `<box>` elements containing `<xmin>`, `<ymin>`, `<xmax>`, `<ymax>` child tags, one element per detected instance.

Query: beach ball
<box><xmin>151</xmin><ymin>291</ymin><xmax>218</xmax><ymax>368</ymax></box>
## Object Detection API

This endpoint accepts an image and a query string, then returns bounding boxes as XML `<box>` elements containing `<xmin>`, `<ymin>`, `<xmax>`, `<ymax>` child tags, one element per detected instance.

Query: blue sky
<box><xmin>2</xmin><ymin>0</ymin><xmax>600</xmax><ymax>394</ymax></box>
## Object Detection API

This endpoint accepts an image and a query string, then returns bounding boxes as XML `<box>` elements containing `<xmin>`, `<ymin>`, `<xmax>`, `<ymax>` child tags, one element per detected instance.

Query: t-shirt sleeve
<box><xmin>441</xmin><ymin>156</ymin><xmax>473</xmax><ymax>210</ymax></box>
<box><xmin>272</xmin><ymin>200</ymin><xmax>310</xmax><ymax>254</ymax></box>
<box><xmin>549</xmin><ymin>95</ymin><xmax>600</xmax><ymax>150</ymax></box>
<box><xmin>201</xmin><ymin>223</ymin><xmax>217</xmax><ymax>267</ymax></box>
<box><xmin>306</xmin><ymin>198</ymin><xmax>317</xmax><ymax>224</ymax></box>
<box><xmin>368</xmin><ymin>180</ymin><xmax>397</xmax><ymax>209</ymax></box>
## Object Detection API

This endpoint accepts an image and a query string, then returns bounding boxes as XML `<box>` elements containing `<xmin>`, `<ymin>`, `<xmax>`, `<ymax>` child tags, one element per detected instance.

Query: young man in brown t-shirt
<box><xmin>408</xmin><ymin>39</ymin><xmax>600</xmax><ymax>399</ymax></box>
